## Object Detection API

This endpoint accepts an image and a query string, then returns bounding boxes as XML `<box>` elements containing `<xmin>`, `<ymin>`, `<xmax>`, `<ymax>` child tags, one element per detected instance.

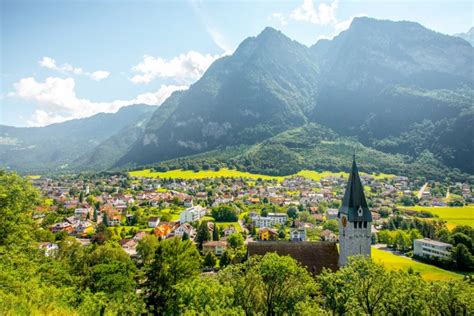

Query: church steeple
<box><xmin>339</xmin><ymin>155</ymin><xmax>372</xmax><ymax>222</ymax></box>
<box><xmin>337</xmin><ymin>155</ymin><xmax>372</xmax><ymax>266</ymax></box>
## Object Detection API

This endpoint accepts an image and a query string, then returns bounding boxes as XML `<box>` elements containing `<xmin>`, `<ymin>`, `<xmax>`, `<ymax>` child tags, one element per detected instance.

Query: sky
<box><xmin>1</xmin><ymin>0</ymin><xmax>472</xmax><ymax>127</ymax></box>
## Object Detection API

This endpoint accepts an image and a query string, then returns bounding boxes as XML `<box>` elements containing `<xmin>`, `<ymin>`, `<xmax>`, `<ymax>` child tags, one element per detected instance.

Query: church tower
<box><xmin>338</xmin><ymin>155</ymin><xmax>372</xmax><ymax>266</ymax></box>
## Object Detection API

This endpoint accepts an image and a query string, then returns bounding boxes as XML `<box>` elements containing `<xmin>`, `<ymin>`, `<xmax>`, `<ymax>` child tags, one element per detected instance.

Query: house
<box><xmin>325</xmin><ymin>208</ymin><xmax>338</xmax><ymax>220</ymax></box>
<box><xmin>222</xmin><ymin>226</ymin><xmax>237</xmax><ymax>236</ymax></box>
<box><xmin>413</xmin><ymin>238</ymin><xmax>453</xmax><ymax>260</ymax></box>
<box><xmin>154</xmin><ymin>223</ymin><xmax>173</xmax><ymax>238</ymax></box>
<box><xmin>74</xmin><ymin>220</ymin><xmax>94</xmax><ymax>236</ymax></box>
<box><xmin>148</xmin><ymin>217</ymin><xmax>160</xmax><ymax>228</ymax></box>
<box><xmin>320</xmin><ymin>229</ymin><xmax>338</xmax><ymax>242</ymax></box>
<box><xmin>174</xmin><ymin>223</ymin><xmax>196</xmax><ymax>238</ymax></box>
<box><xmin>290</xmin><ymin>227</ymin><xmax>307</xmax><ymax>241</ymax></box>
<box><xmin>51</xmin><ymin>222</ymin><xmax>74</xmax><ymax>234</ymax></box>
<box><xmin>38</xmin><ymin>242</ymin><xmax>59</xmax><ymax>256</ymax></box>
<box><xmin>251</xmin><ymin>213</ymin><xmax>288</xmax><ymax>228</ymax></box>
<box><xmin>179</xmin><ymin>205</ymin><xmax>207</xmax><ymax>223</ymax></box>
<box><xmin>183</xmin><ymin>198</ymin><xmax>194</xmax><ymax>208</ymax></box>
<box><xmin>202</xmin><ymin>240</ymin><xmax>228</xmax><ymax>256</ymax></box>
<box><xmin>120</xmin><ymin>238</ymin><xmax>138</xmax><ymax>257</ymax></box>
<box><xmin>74</xmin><ymin>207</ymin><xmax>93</xmax><ymax>220</ymax></box>
<box><xmin>258</xmin><ymin>228</ymin><xmax>278</xmax><ymax>241</ymax></box>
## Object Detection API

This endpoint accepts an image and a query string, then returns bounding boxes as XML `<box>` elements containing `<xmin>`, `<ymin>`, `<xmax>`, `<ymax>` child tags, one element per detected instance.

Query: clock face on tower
<box><xmin>342</xmin><ymin>216</ymin><xmax>347</xmax><ymax>227</ymax></box>
<box><xmin>358</xmin><ymin>206</ymin><xmax>363</xmax><ymax>216</ymax></box>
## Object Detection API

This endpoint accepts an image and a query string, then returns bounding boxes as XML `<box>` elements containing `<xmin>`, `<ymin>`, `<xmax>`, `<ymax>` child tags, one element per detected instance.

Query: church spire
<box><xmin>339</xmin><ymin>155</ymin><xmax>372</xmax><ymax>222</ymax></box>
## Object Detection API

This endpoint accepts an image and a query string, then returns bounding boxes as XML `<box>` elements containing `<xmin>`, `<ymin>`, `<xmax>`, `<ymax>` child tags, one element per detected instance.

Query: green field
<box><xmin>372</xmin><ymin>247</ymin><xmax>464</xmax><ymax>281</ymax></box>
<box><xmin>129</xmin><ymin>168</ymin><xmax>395</xmax><ymax>182</ymax></box>
<box><xmin>400</xmin><ymin>205</ymin><xmax>474</xmax><ymax>229</ymax></box>
<box><xmin>215</xmin><ymin>222</ymin><xmax>243</xmax><ymax>232</ymax></box>
<box><xmin>129</xmin><ymin>168</ymin><xmax>284</xmax><ymax>181</ymax></box>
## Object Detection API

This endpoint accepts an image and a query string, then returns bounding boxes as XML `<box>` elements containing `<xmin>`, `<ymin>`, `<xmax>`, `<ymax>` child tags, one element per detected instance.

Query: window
<box><xmin>363</xmin><ymin>221</ymin><xmax>367</xmax><ymax>228</ymax></box>
<box><xmin>358</xmin><ymin>221</ymin><xmax>362</xmax><ymax>228</ymax></box>
<box><xmin>354</xmin><ymin>222</ymin><xmax>357</xmax><ymax>229</ymax></box>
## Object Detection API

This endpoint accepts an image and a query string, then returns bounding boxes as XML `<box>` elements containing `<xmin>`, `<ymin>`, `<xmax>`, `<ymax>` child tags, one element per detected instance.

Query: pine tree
<box><xmin>102</xmin><ymin>212</ymin><xmax>109</xmax><ymax>227</ymax></box>
<box><xmin>93</xmin><ymin>208</ymin><xmax>98</xmax><ymax>222</ymax></box>
<box><xmin>203</xmin><ymin>251</ymin><xmax>217</xmax><ymax>268</ymax></box>
<box><xmin>182</xmin><ymin>231</ymin><xmax>189</xmax><ymax>241</ymax></box>
<box><xmin>212</xmin><ymin>223</ymin><xmax>219</xmax><ymax>241</ymax></box>
<box><xmin>79</xmin><ymin>191</ymin><xmax>84</xmax><ymax>203</ymax></box>
<box><xmin>196</xmin><ymin>221</ymin><xmax>211</xmax><ymax>249</ymax></box>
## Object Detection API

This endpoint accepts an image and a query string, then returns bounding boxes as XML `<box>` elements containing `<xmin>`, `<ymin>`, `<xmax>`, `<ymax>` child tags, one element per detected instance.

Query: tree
<box><xmin>196</xmin><ymin>221</ymin><xmax>211</xmax><ymax>249</ymax></box>
<box><xmin>212</xmin><ymin>224</ymin><xmax>220</xmax><ymax>241</ymax></box>
<box><xmin>450</xmin><ymin>233</ymin><xmax>472</xmax><ymax>252</ymax></box>
<box><xmin>143</xmin><ymin>238</ymin><xmax>201</xmax><ymax>314</ymax></box>
<box><xmin>211</xmin><ymin>205</ymin><xmax>238</xmax><ymax>222</ymax></box>
<box><xmin>102</xmin><ymin>212</ymin><xmax>109</xmax><ymax>227</ymax></box>
<box><xmin>278</xmin><ymin>226</ymin><xmax>286</xmax><ymax>239</ymax></box>
<box><xmin>256</xmin><ymin>253</ymin><xmax>317</xmax><ymax>315</ymax></box>
<box><xmin>322</xmin><ymin>220</ymin><xmax>338</xmax><ymax>233</ymax></box>
<box><xmin>452</xmin><ymin>244</ymin><xmax>474</xmax><ymax>271</ymax></box>
<box><xmin>79</xmin><ymin>191</ymin><xmax>84</xmax><ymax>203</ymax></box>
<box><xmin>220</xmin><ymin>250</ymin><xmax>232</xmax><ymax>268</ymax></box>
<box><xmin>174</xmin><ymin>276</ymin><xmax>240</xmax><ymax>314</ymax></box>
<box><xmin>227</xmin><ymin>233</ymin><xmax>244</xmax><ymax>248</ymax></box>
<box><xmin>204</xmin><ymin>252</ymin><xmax>217</xmax><ymax>268</ymax></box>
<box><xmin>182</xmin><ymin>231</ymin><xmax>189</xmax><ymax>241</ymax></box>
<box><xmin>136</xmin><ymin>234</ymin><xmax>159</xmax><ymax>265</ymax></box>
<box><xmin>0</xmin><ymin>171</ymin><xmax>39</xmax><ymax>246</ymax></box>
<box><xmin>287</xmin><ymin>207</ymin><xmax>298</xmax><ymax>219</ymax></box>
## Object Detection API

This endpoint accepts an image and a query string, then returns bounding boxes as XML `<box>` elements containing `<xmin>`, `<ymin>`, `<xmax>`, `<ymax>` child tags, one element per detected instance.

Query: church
<box><xmin>247</xmin><ymin>156</ymin><xmax>373</xmax><ymax>273</ymax></box>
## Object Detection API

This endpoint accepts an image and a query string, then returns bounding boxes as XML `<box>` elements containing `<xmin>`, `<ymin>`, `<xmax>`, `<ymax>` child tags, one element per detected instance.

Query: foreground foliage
<box><xmin>0</xmin><ymin>170</ymin><xmax>473</xmax><ymax>315</ymax></box>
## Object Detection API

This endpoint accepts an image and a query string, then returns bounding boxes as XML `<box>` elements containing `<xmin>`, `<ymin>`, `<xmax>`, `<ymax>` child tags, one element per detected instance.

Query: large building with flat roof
<box><xmin>414</xmin><ymin>238</ymin><xmax>453</xmax><ymax>260</ymax></box>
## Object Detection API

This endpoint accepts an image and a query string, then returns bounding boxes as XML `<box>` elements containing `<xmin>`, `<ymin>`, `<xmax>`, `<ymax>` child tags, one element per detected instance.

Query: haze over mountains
<box><xmin>2</xmin><ymin>17</ymin><xmax>473</xmax><ymax>178</ymax></box>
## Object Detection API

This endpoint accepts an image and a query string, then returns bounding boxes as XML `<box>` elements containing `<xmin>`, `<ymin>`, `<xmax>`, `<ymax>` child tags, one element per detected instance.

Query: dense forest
<box><xmin>0</xmin><ymin>170</ymin><xmax>473</xmax><ymax>315</ymax></box>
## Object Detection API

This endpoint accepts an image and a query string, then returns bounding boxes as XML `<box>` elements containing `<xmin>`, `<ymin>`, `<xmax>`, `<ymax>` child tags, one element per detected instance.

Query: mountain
<box><xmin>120</xmin><ymin>17</ymin><xmax>474</xmax><ymax>177</ymax></box>
<box><xmin>0</xmin><ymin>105</ymin><xmax>156</xmax><ymax>173</ymax></box>
<box><xmin>454</xmin><ymin>27</ymin><xmax>474</xmax><ymax>46</ymax></box>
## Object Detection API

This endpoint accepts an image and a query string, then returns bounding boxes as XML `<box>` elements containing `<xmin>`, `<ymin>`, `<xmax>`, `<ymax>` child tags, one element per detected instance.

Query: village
<box><xmin>31</xmin><ymin>168</ymin><xmax>473</xmax><ymax>273</ymax></box>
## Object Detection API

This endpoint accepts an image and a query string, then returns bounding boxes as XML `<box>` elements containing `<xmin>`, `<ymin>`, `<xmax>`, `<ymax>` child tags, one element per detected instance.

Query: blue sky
<box><xmin>1</xmin><ymin>0</ymin><xmax>472</xmax><ymax>127</ymax></box>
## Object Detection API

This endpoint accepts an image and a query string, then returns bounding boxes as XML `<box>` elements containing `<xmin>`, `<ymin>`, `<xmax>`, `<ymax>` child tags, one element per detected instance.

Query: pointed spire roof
<box><xmin>339</xmin><ymin>155</ymin><xmax>372</xmax><ymax>222</ymax></box>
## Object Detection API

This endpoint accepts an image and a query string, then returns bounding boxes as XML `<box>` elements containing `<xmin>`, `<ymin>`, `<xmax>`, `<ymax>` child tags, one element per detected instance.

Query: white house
<box><xmin>179</xmin><ymin>205</ymin><xmax>207</xmax><ymax>223</ymax></box>
<box><xmin>290</xmin><ymin>227</ymin><xmax>307</xmax><ymax>241</ymax></box>
<box><xmin>148</xmin><ymin>217</ymin><xmax>160</xmax><ymax>228</ymax></box>
<box><xmin>251</xmin><ymin>213</ymin><xmax>288</xmax><ymax>228</ymax></box>
<box><xmin>174</xmin><ymin>223</ymin><xmax>196</xmax><ymax>238</ymax></box>
<box><xmin>74</xmin><ymin>207</ymin><xmax>93</xmax><ymax>219</ymax></box>
<box><xmin>413</xmin><ymin>238</ymin><xmax>453</xmax><ymax>260</ymax></box>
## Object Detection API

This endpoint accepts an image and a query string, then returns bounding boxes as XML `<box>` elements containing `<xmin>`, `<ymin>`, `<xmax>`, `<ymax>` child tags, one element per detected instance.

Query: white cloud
<box><xmin>268</xmin><ymin>13</ymin><xmax>288</xmax><ymax>26</ymax></box>
<box><xmin>130</xmin><ymin>51</ymin><xmax>221</xmax><ymax>84</ymax></box>
<box><xmin>10</xmin><ymin>76</ymin><xmax>186</xmax><ymax>126</ymax></box>
<box><xmin>38</xmin><ymin>56</ymin><xmax>110</xmax><ymax>81</ymax></box>
<box><xmin>290</xmin><ymin>0</ymin><xmax>338</xmax><ymax>26</ymax></box>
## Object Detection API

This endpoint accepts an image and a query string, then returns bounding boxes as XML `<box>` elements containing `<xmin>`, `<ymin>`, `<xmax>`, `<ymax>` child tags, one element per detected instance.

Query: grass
<box><xmin>160</xmin><ymin>208</ymin><xmax>182</xmax><ymax>221</ymax></box>
<box><xmin>399</xmin><ymin>205</ymin><xmax>474</xmax><ymax>229</ymax></box>
<box><xmin>130</xmin><ymin>168</ymin><xmax>396</xmax><ymax>182</ymax></box>
<box><xmin>129</xmin><ymin>168</ymin><xmax>284</xmax><ymax>181</ymax></box>
<box><xmin>27</xmin><ymin>175</ymin><xmax>41</xmax><ymax>179</ymax></box>
<box><xmin>371</xmin><ymin>247</ymin><xmax>465</xmax><ymax>281</ymax></box>
<box><xmin>215</xmin><ymin>221</ymin><xmax>243</xmax><ymax>232</ymax></box>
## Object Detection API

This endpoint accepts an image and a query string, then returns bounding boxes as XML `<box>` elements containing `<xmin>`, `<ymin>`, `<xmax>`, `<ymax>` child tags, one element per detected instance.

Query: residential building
<box><xmin>251</xmin><ymin>213</ymin><xmax>288</xmax><ymax>228</ymax></box>
<box><xmin>202</xmin><ymin>241</ymin><xmax>228</xmax><ymax>256</ymax></box>
<box><xmin>148</xmin><ymin>217</ymin><xmax>160</xmax><ymax>228</ymax></box>
<box><xmin>290</xmin><ymin>227</ymin><xmax>307</xmax><ymax>241</ymax></box>
<box><xmin>179</xmin><ymin>205</ymin><xmax>207</xmax><ymax>223</ymax></box>
<box><xmin>414</xmin><ymin>238</ymin><xmax>453</xmax><ymax>260</ymax></box>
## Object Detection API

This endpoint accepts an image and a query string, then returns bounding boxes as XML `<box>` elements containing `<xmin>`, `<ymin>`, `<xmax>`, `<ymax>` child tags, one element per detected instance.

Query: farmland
<box><xmin>371</xmin><ymin>247</ymin><xmax>465</xmax><ymax>281</ymax></box>
<box><xmin>129</xmin><ymin>168</ymin><xmax>395</xmax><ymax>182</ymax></box>
<box><xmin>399</xmin><ymin>205</ymin><xmax>474</xmax><ymax>229</ymax></box>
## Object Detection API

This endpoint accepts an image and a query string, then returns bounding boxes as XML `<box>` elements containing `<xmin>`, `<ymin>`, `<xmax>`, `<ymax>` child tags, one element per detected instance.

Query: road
<box><xmin>417</xmin><ymin>182</ymin><xmax>428</xmax><ymax>199</ymax></box>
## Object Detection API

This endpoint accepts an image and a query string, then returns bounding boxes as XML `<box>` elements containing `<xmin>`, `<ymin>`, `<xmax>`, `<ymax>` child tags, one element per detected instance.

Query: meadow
<box><xmin>129</xmin><ymin>168</ymin><xmax>395</xmax><ymax>182</ymax></box>
<box><xmin>400</xmin><ymin>205</ymin><xmax>474</xmax><ymax>229</ymax></box>
<box><xmin>371</xmin><ymin>247</ymin><xmax>465</xmax><ymax>281</ymax></box>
